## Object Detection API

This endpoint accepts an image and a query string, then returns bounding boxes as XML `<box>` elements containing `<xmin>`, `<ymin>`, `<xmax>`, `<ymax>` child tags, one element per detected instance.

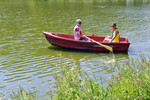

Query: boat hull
<box><xmin>43</xmin><ymin>32</ymin><xmax>130</xmax><ymax>52</ymax></box>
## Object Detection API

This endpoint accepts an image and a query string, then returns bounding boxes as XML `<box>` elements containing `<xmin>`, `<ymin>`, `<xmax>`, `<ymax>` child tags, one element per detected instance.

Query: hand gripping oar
<box><xmin>84</xmin><ymin>35</ymin><xmax>113</xmax><ymax>52</ymax></box>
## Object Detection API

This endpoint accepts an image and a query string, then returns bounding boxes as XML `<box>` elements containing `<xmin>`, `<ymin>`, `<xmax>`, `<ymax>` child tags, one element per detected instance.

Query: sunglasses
<box><xmin>79</xmin><ymin>22</ymin><xmax>82</xmax><ymax>24</ymax></box>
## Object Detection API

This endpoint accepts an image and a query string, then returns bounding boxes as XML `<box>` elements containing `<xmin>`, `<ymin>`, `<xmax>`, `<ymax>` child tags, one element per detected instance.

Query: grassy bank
<box><xmin>52</xmin><ymin>57</ymin><xmax>150</xmax><ymax>100</ymax></box>
<box><xmin>110</xmin><ymin>58</ymin><xmax>150</xmax><ymax>99</ymax></box>
<box><xmin>110</xmin><ymin>59</ymin><xmax>150</xmax><ymax>100</ymax></box>
<box><xmin>5</xmin><ymin>57</ymin><xmax>150</xmax><ymax>100</ymax></box>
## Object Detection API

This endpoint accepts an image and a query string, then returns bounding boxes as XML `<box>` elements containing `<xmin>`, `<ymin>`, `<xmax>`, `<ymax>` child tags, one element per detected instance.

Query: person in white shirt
<box><xmin>73</xmin><ymin>19</ymin><xmax>88</xmax><ymax>41</ymax></box>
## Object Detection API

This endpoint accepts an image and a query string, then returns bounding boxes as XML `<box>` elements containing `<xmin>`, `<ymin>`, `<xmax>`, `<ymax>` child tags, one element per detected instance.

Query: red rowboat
<box><xmin>43</xmin><ymin>32</ymin><xmax>130</xmax><ymax>52</ymax></box>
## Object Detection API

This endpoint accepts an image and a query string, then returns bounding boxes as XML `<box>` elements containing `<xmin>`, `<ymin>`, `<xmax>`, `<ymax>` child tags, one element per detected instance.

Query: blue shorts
<box><xmin>79</xmin><ymin>38</ymin><xmax>89</xmax><ymax>41</ymax></box>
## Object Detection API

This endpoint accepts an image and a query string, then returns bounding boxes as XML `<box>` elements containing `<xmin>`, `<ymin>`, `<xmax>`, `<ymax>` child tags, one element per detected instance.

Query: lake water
<box><xmin>0</xmin><ymin>0</ymin><xmax>150</xmax><ymax>99</ymax></box>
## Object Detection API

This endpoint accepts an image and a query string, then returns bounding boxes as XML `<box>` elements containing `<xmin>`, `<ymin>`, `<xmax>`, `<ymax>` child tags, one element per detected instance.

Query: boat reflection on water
<box><xmin>47</xmin><ymin>45</ymin><xmax>129</xmax><ymax>60</ymax></box>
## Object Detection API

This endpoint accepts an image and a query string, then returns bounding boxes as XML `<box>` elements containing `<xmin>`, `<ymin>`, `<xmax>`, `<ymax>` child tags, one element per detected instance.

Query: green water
<box><xmin>0</xmin><ymin>0</ymin><xmax>150</xmax><ymax>98</ymax></box>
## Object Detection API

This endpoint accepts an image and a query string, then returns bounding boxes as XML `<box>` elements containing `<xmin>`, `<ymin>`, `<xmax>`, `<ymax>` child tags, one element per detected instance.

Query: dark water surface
<box><xmin>0</xmin><ymin>0</ymin><xmax>150</xmax><ymax>98</ymax></box>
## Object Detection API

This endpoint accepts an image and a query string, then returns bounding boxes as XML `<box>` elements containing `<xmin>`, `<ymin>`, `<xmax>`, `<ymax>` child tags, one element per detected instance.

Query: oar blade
<box><xmin>102</xmin><ymin>45</ymin><xmax>113</xmax><ymax>52</ymax></box>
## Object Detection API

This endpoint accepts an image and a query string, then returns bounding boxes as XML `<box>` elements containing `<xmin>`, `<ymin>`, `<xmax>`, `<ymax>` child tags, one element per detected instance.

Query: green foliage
<box><xmin>109</xmin><ymin>58</ymin><xmax>150</xmax><ymax>99</ymax></box>
<box><xmin>52</xmin><ymin>63</ymin><xmax>110</xmax><ymax>100</ymax></box>
<box><xmin>53</xmin><ymin>57</ymin><xmax>150</xmax><ymax>100</ymax></box>
<box><xmin>11</xmin><ymin>87</ymin><xmax>37</xmax><ymax>100</ymax></box>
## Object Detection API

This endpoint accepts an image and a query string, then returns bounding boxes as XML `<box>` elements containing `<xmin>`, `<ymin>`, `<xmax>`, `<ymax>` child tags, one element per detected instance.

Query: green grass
<box><xmin>6</xmin><ymin>57</ymin><xmax>150</xmax><ymax>100</ymax></box>
<box><xmin>10</xmin><ymin>87</ymin><xmax>37</xmax><ymax>100</ymax></box>
<box><xmin>109</xmin><ymin>57</ymin><xmax>150</xmax><ymax>99</ymax></box>
<box><xmin>51</xmin><ymin>62</ymin><xmax>110</xmax><ymax>100</ymax></box>
<box><xmin>52</xmin><ymin>57</ymin><xmax>150</xmax><ymax>100</ymax></box>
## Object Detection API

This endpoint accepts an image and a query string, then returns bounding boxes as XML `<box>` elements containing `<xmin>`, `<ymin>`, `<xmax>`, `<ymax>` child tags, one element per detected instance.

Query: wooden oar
<box><xmin>83</xmin><ymin>32</ymin><xmax>96</xmax><ymax>36</ymax></box>
<box><xmin>84</xmin><ymin>35</ymin><xmax>113</xmax><ymax>52</ymax></box>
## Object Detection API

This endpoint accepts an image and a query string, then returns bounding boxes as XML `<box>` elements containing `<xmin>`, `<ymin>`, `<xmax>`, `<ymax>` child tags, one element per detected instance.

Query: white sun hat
<box><xmin>76</xmin><ymin>19</ymin><xmax>82</xmax><ymax>24</ymax></box>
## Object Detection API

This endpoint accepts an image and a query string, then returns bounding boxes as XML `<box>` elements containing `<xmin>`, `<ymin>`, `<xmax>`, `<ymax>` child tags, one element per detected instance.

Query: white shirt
<box><xmin>73</xmin><ymin>25</ymin><xmax>82</xmax><ymax>40</ymax></box>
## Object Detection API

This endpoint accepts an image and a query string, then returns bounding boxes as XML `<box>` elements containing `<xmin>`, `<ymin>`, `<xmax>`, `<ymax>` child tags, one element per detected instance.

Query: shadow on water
<box><xmin>47</xmin><ymin>45</ymin><xmax>129</xmax><ymax>60</ymax></box>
